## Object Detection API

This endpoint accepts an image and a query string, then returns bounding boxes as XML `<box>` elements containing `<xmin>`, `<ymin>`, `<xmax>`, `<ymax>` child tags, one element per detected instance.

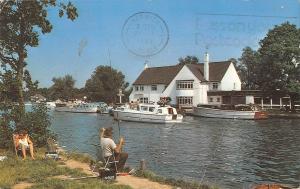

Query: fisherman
<box><xmin>99</xmin><ymin>127</ymin><xmax>128</xmax><ymax>172</ymax></box>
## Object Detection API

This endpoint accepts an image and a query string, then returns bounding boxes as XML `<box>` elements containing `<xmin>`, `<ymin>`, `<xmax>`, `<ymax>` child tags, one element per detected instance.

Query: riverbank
<box><xmin>0</xmin><ymin>148</ymin><xmax>218</xmax><ymax>189</ymax></box>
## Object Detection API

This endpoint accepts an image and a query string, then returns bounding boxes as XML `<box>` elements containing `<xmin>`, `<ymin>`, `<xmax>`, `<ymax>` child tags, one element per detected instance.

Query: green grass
<box><xmin>134</xmin><ymin>170</ymin><xmax>219</xmax><ymax>189</ymax></box>
<box><xmin>0</xmin><ymin>156</ymin><xmax>84</xmax><ymax>188</ymax></box>
<box><xmin>0</xmin><ymin>149</ymin><xmax>132</xmax><ymax>189</ymax></box>
<box><xmin>63</xmin><ymin>151</ymin><xmax>94</xmax><ymax>164</ymax></box>
<box><xmin>30</xmin><ymin>178</ymin><xmax>132</xmax><ymax>189</ymax></box>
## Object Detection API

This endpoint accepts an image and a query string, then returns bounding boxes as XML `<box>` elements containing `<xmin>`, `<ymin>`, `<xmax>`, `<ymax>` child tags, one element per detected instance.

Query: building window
<box><xmin>177</xmin><ymin>96</ymin><xmax>193</xmax><ymax>105</ymax></box>
<box><xmin>139</xmin><ymin>97</ymin><xmax>148</xmax><ymax>103</ymax></box>
<box><xmin>233</xmin><ymin>83</ymin><xmax>236</xmax><ymax>90</ymax></box>
<box><xmin>217</xmin><ymin>97</ymin><xmax>220</xmax><ymax>102</ymax></box>
<box><xmin>176</xmin><ymin>80</ymin><xmax>193</xmax><ymax>90</ymax></box>
<box><xmin>140</xmin><ymin>86</ymin><xmax>144</xmax><ymax>91</ymax></box>
<box><xmin>135</xmin><ymin>86</ymin><xmax>139</xmax><ymax>91</ymax></box>
<box><xmin>151</xmin><ymin>85</ymin><xmax>157</xmax><ymax>91</ymax></box>
<box><xmin>209</xmin><ymin>97</ymin><xmax>213</xmax><ymax>102</ymax></box>
<box><xmin>212</xmin><ymin>83</ymin><xmax>218</xmax><ymax>90</ymax></box>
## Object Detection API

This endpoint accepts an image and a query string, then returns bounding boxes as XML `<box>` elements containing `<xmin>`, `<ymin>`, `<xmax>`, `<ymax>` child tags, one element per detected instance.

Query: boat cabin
<box><xmin>129</xmin><ymin>103</ymin><xmax>178</xmax><ymax>115</ymax></box>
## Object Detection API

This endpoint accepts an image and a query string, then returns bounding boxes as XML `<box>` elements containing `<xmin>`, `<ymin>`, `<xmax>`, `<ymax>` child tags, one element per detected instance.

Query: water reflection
<box><xmin>50</xmin><ymin>113</ymin><xmax>300</xmax><ymax>188</ymax></box>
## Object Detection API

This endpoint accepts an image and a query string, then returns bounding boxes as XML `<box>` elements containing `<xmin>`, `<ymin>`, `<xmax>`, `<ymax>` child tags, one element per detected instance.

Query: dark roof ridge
<box><xmin>145</xmin><ymin>64</ymin><xmax>181</xmax><ymax>69</ymax></box>
<box><xmin>192</xmin><ymin>60</ymin><xmax>232</xmax><ymax>65</ymax></box>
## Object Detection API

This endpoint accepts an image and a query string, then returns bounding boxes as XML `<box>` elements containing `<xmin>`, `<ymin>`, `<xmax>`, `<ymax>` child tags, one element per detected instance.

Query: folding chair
<box><xmin>12</xmin><ymin>134</ymin><xmax>30</xmax><ymax>158</ymax></box>
<box><xmin>45</xmin><ymin>138</ymin><xmax>60</xmax><ymax>160</ymax></box>
<box><xmin>98</xmin><ymin>153</ymin><xmax>118</xmax><ymax>180</ymax></box>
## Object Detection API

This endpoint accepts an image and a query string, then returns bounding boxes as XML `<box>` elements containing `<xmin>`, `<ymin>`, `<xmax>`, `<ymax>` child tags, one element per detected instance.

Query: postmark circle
<box><xmin>122</xmin><ymin>12</ymin><xmax>169</xmax><ymax>57</ymax></box>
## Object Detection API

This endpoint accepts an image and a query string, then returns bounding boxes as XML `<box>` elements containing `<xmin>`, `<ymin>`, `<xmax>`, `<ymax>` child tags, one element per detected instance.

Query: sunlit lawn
<box><xmin>0</xmin><ymin>148</ymin><xmax>131</xmax><ymax>189</ymax></box>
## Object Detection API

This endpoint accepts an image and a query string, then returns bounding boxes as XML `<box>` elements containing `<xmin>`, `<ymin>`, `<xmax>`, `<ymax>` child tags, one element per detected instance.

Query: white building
<box><xmin>129</xmin><ymin>55</ymin><xmax>241</xmax><ymax>108</ymax></box>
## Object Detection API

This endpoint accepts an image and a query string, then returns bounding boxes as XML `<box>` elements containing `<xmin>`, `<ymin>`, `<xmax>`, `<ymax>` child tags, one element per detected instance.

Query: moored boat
<box><xmin>46</xmin><ymin>102</ymin><xmax>56</xmax><ymax>109</ymax></box>
<box><xmin>97</xmin><ymin>102</ymin><xmax>113</xmax><ymax>114</ymax></box>
<box><xmin>113</xmin><ymin>103</ymin><xmax>183</xmax><ymax>123</ymax></box>
<box><xmin>193</xmin><ymin>104</ymin><xmax>268</xmax><ymax>120</ymax></box>
<box><xmin>55</xmin><ymin>102</ymin><xmax>100</xmax><ymax>113</ymax></box>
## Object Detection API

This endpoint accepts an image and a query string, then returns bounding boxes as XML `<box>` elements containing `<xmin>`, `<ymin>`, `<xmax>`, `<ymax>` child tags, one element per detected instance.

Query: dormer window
<box><xmin>212</xmin><ymin>83</ymin><xmax>218</xmax><ymax>90</ymax></box>
<box><xmin>151</xmin><ymin>85</ymin><xmax>157</xmax><ymax>91</ymax></box>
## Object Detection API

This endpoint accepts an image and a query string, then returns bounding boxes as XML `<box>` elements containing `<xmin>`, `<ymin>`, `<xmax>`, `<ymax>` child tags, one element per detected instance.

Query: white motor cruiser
<box><xmin>113</xmin><ymin>103</ymin><xmax>183</xmax><ymax>123</ymax></box>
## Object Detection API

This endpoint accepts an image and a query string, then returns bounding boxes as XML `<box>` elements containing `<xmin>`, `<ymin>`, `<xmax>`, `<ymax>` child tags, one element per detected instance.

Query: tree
<box><xmin>50</xmin><ymin>74</ymin><xmax>76</xmax><ymax>101</ymax></box>
<box><xmin>0</xmin><ymin>0</ymin><xmax>78</xmax><ymax>125</ymax></box>
<box><xmin>237</xmin><ymin>47</ymin><xmax>261</xmax><ymax>90</ymax></box>
<box><xmin>178</xmin><ymin>56</ymin><xmax>199</xmax><ymax>65</ymax></box>
<box><xmin>24</xmin><ymin>70</ymin><xmax>39</xmax><ymax>101</ymax></box>
<box><xmin>228</xmin><ymin>58</ymin><xmax>238</xmax><ymax>68</ymax></box>
<box><xmin>258</xmin><ymin>22</ymin><xmax>300</xmax><ymax>110</ymax></box>
<box><xmin>85</xmin><ymin>66</ymin><xmax>129</xmax><ymax>103</ymax></box>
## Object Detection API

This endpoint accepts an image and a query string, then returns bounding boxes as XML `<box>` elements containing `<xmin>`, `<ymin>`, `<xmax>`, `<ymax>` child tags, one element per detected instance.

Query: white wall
<box><xmin>246</xmin><ymin>96</ymin><xmax>254</xmax><ymax>104</ymax></box>
<box><xmin>208</xmin><ymin>82</ymin><xmax>221</xmax><ymax>91</ymax></box>
<box><xmin>220</xmin><ymin>63</ymin><xmax>241</xmax><ymax>91</ymax></box>
<box><xmin>162</xmin><ymin>65</ymin><xmax>208</xmax><ymax>106</ymax></box>
<box><xmin>194</xmin><ymin>82</ymin><xmax>208</xmax><ymax>105</ymax></box>
<box><xmin>129</xmin><ymin>84</ymin><xmax>165</xmax><ymax>103</ymax></box>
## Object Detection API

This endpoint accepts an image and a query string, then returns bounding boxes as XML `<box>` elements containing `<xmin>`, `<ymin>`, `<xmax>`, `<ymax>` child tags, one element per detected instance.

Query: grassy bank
<box><xmin>134</xmin><ymin>170</ymin><xmax>219</xmax><ymax>189</ymax></box>
<box><xmin>0</xmin><ymin>148</ymin><xmax>219</xmax><ymax>189</ymax></box>
<box><xmin>0</xmin><ymin>149</ymin><xmax>131</xmax><ymax>189</ymax></box>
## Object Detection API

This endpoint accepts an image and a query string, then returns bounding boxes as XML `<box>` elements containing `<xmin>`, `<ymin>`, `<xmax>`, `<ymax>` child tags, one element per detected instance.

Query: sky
<box><xmin>26</xmin><ymin>0</ymin><xmax>300</xmax><ymax>88</ymax></box>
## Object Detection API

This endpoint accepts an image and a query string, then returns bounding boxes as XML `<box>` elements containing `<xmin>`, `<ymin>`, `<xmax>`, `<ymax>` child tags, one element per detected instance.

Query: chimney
<box><xmin>204</xmin><ymin>52</ymin><xmax>209</xmax><ymax>81</ymax></box>
<box><xmin>144</xmin><ymin>60</ymin><xmax>149</xmax><ymax>70</ymax></box>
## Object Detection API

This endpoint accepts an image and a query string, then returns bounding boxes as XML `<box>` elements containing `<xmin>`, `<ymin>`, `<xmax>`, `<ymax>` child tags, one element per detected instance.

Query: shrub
<box><xmin>0</xmin><ymin>103</ymin><xmax>55</xmax><ymax>148</ymax></box>
<box><xmin>21</xmin><ymin>103</ymin><xmax>55</xmax><ymax>147</ymax></box>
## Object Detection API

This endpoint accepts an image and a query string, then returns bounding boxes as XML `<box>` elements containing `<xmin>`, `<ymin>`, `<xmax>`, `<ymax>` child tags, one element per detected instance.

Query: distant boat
<box><xmin>55</xmin><ymin>102</ymin><xmax>100</xmax><ymax>113</ymax></box>
<box><xmin>96</xmin><ymin>102</ymin><xmax>113</xmax><ymax>114</ymax></box>
<box><xmin>193</xmin><ymin>104</ymin><xmax>268</xmax><ymax>120</ymax></box>
<box><xmin>46</xmin><ymin>102</ymin><xmax>56</xmax><ymax>109</ymax></box>
<box><xmin>113</xmin><ymin>103</ymin><xmax>183</xmax><ymax>123</ymax></box>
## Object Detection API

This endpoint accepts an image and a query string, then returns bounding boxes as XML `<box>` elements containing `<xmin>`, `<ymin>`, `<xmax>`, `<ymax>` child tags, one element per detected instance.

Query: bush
<box><xmin>0</xmin><ymin>103</ymin><xmax>55</xmax><ymax>148</ymax></box>
<box><xmin>0</xmin><ymin>115</ymin><xmax>14</xmax><ymax>149</ymax></box>
<box><xmin>22</xmin><ymin>103</ymin><xmax>55</xmax><ymax>147</ymax></box>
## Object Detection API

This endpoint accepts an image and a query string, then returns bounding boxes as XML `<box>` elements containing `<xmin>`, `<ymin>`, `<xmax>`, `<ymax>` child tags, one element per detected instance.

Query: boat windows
<box><xmin>141</xmin><ymin>106</ymin><xmax>148</xmax><ymax>111</ymax></box>
<box><xmin>151</xmin><ymin>85</ymin><xmax>157</xmax><ymax>91</ymax></box>
<box><xmin>157</xmin><ymin>109</ymin><xmax>162</xmax><ymax>113</ymax></box>
<box><xmin>168</xmin><ymin>108</ymin><xmax>174</xmax><ymax>115</ymax></box>
<box><xmin>149</xmin><ymin>107</ymin><xmax>155</xmax><ymax>112</ymax></box>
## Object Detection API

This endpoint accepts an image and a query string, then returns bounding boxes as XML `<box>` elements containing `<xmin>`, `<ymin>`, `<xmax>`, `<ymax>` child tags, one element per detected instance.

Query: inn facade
<box><xmin>129</xmin><ymin>53</ymin><xmax>242</xmax><ymax>108</ymax></box>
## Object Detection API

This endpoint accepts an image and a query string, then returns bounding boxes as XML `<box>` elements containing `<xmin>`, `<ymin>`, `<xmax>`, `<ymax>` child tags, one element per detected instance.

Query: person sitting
<box><xmin>15</xmin><ymin>130</ymin><xmax>35</xmax><ymax>160</ymax></box>
<box><xmin>99</xmin><ymin>127</ymin><xmax>128</xmax><ymax>172</ymax></box>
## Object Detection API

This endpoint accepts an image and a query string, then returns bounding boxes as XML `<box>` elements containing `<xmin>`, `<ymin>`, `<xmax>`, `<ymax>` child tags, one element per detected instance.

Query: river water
<box><xmin>50</xmin><ymin>111</ymin><xmax>300</xmax><ymax>188</ymax></box>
